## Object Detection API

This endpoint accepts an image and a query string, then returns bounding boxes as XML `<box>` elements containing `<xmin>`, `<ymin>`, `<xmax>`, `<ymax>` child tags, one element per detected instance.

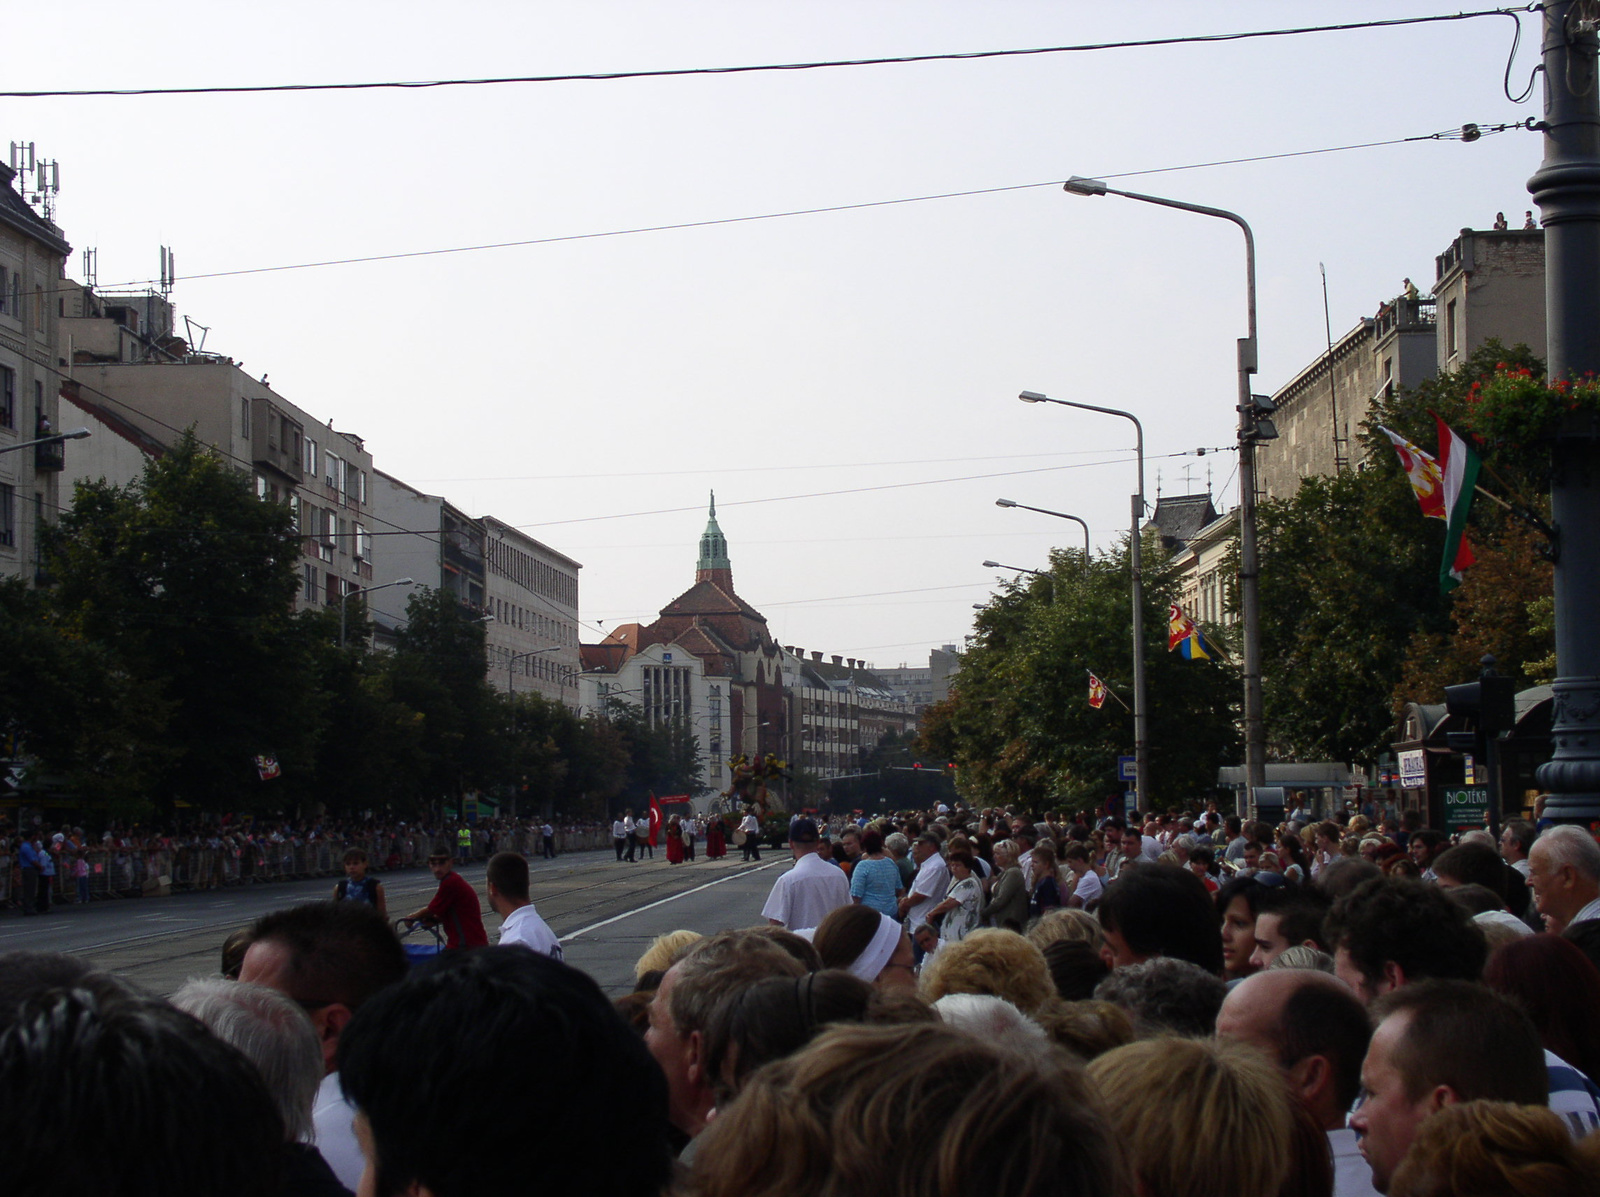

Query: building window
<box><xmin>355</xmin><ymin>525</ymin><xmax>371</xmax><ymax>561</ymax></box>
<box><xmin>0</xmin><ymin>366</ymin><xmax>13</xmax><ymax>429</ymax></box>
<box><xmin>241</xmin><ymin>397</ymin><xmax>251</xmax><ymax>439</ymax></box>
<box><xmin>305</xmin><ymin>438</ymin><xmax>318</xmax><ymax>476</ymax></box>
<box><xmin>0</xmin><ymin>264</ymin><xmax>6</xmax><ymax>314</ymax></box>
<box><xmin>1446</xmin><ymin>299</ymin><xmax>1458</xmax><ymax>356</ymax></box>
<box><xmin>33</xmin><ymin>284</ymin><xmax>43</xmax><ymax>332</ymax></box>
<box><xmin>304</xmin><ymin>564</ymin><xmax>318</xmax><ymax>602</ymax></box>
<box><xmin>358</xmin><ymin>469</ymin><xmax>367</xmax><ymax>505</ymax></box>
<box><xmin>0</xmin><ymin>483</ymin><xmax>13</xmax><ymax>547</ymax></box>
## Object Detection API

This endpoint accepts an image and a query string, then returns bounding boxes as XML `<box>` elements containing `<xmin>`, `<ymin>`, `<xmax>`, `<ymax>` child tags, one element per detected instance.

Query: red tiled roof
<box><xmin>659</xmin><ymin>579</ymin><xmax>766</xmax><ymax>622</ymax></box>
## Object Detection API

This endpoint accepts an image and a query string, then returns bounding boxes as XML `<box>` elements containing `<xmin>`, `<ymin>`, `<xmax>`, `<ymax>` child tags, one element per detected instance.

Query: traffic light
<box><xmin>1444</xmin><ymin>674</ymin><xmax>1515</xmax><ymax>736</ymax></box>
<box><xmin>1240</xmin><ymin>393</ymin><xmax>1279</xmax><ymax>442</ymax></box>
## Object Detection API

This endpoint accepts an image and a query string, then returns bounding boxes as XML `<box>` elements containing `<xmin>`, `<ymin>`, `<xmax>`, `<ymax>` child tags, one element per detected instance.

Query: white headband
<box><xmin>849</xmin><ymin>914</ymin><xmax>904</xmax><ymax>983</ymax></box>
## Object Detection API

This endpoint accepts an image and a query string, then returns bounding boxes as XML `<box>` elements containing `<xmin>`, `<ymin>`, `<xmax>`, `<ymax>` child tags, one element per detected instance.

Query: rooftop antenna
<box><xmin>159</xmin><ymin>246</ymin><xmax>176</xmax><ymax>298</ymax></box>
<box><xmin>10</xmin><ymin>142</ymin><xmax>59</xmax><ymax>222</ymax></box>
<box><xmin>1180</xmin><ymin>462</ymin><xmax>1197</xmax><ymax>491</ymax></box>
<box><xmin>1154</xmin><ymin>467</ymin><xmax>1163</xmax><ymax>499</ymax></box>
<box><xmin>1320</xmin><ymin>262</ymin><xmax>1348</xmax><ymax>473</ymax></box>
<box><xmin>183</xmin><ymin>314</ymin><xmax>209</xmax><ymax>353</ymax></box>
<box><xmin>81</xmin><ymin>247</ymin><xmax>97</xmax><ymax>290</ymax></box>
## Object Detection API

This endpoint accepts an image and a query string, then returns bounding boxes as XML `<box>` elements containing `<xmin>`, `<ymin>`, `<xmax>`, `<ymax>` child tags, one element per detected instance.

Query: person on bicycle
<box><xmin>401</xmin><ymin>852</ymin><xmax>488</xmax><ymax>949</ymax></box>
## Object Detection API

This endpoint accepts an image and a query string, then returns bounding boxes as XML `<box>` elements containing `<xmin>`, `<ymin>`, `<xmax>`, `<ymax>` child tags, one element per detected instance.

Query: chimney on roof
<box><xmin>832</xmin><ymin>655</ymin><xmax>843</xmax><ymax>666</ymax></box>
<box><xmin>847</xmin><ymin>658</ymin><xmax>857</xmax><ymax>669</ymax></box>
<box><xmin>811</xmin><ymin>651</ymin><xmax>823</xmax><ymax>662</ymax></box>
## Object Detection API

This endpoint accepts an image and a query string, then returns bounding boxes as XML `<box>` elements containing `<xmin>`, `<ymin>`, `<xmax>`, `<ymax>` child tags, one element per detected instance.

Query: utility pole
<box><xmin>1529</xmin><ymin>2</ymin><xmax>1600</xmax><ymax>824</ymax></box>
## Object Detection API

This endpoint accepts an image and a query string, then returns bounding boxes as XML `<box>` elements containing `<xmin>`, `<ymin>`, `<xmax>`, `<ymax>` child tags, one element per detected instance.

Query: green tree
<box><xmin>921</xmin><ymin>536</ymin><xmax>1239</xmax><ymax>808</ymax></box>
<box><xmin>43</xmin><ymin>433</ymin><xmax>319</xmax><ymax>813</ymax></box>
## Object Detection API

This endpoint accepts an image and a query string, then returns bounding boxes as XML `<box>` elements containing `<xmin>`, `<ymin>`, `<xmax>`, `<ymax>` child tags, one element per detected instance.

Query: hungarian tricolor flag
<box><xmin>1088</xmin><ymin>673</ymin><xmax>1108</xmax><ymax>709</ymax></box>
<box><xmin>1167</xmin><ymin>604</ymin><xmax>1212</xmax><ymax>660</ymax></box>
<box><xmin>1381</xmin><ymin>419</ymin><xmax>1480</xmax><ymax>593</ymax></box>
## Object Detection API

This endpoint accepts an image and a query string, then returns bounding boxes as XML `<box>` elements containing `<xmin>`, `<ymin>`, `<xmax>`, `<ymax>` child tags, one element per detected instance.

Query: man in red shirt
<box><xmin>403</xmin><ymin>852</ymin><xmax>488</xmax><ymax>949</ymax></box>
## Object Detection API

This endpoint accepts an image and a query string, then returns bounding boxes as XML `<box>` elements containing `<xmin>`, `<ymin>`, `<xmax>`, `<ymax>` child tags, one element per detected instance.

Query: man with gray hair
<box><xmin>1527</xmin><ymin>824</ymin><xmax>1600</xmax><ymax>933</ymax></box>
<box><xmin>172</xmin><ymin>978</ymin><xmax>348</xmax><ymax>1196</ymax></box>
<box><xmin>1092</xmin><ymin>956</ymin><xmax>1226</xmax><ymax>1038</ymax></box>
<box><xmin>1500</xmin><ymin>817</ymin><xmax>1536</xmax><ymax>878</ymax></box>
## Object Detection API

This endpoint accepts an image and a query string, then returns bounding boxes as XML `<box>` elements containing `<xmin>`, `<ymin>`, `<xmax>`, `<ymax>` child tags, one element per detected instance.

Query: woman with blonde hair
<box><xmin>1026</xmin><ymin>907</ymin><xmax>1105</xmax><ymax>953</ymax></box>
<box><xmin>982</xmin><ymin>839</ymin><xmax>1028</xmax><ymax>932</ymax></box>
<box><xmin>632</xmin><ymin>929</ymin><xmax>701</xmax><ymax>985</ymax></box>
<box><xmin>1088</xmin><ymin>1036</ymin><xmax>1294</xmax><ymax>1197</ymax></box>
<box><xmin>1388</xmin><ymin>1100</ymin><xmax>1600</xmax><ymax>1197</ymax></box>
<box><xmin>918</xmin><ymin>927</ymin><xmax>1054</xmax><ymax>1015</ymax></box>
<box><xmin>687</xmin><ymin>1022</ymin><xmax>1123</xmax><ymax>1197</ymax></box>
<box><xmin>1028</xmin><ymin>841</ymin><xmax>1063</xmax><ymax>918</ymax></box>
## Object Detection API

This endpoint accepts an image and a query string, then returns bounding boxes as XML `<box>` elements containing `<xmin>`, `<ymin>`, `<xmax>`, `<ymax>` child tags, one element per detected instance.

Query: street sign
<box><xmin>1441</xmin><ymin>786</ymin><xmax>1489</xmax><ymax>831</ymax></box>
<box><xmin>1117</xmin><ymin>755</ymin><xmax>1136</xmax><ymax>783</ymax></box>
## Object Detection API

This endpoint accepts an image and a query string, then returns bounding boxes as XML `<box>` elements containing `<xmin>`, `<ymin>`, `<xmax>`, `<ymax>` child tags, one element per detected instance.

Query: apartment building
<box><xmin>0</xmin><ymin>162</ymin><xmax>71</xmax><ymax>582</ymax></box>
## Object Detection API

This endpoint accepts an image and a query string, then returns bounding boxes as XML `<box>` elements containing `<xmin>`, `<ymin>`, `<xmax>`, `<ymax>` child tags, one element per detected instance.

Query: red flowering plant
<box><xmin>1463</xmin><ymin>360</ymin><xmax>1600</xmax><ymax>449</ymax></box>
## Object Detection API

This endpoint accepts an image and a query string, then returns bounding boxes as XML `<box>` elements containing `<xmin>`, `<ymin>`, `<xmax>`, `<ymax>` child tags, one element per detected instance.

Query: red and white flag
<box><xmin>1378</xmin><ymin>426</ymin><xmax>1447</xmax><ymax>520</ymax></box>
<box><xmin>1087</xmin><ymin>673</ymin><xmax>1108</xmax><ymax>710</ymax></box>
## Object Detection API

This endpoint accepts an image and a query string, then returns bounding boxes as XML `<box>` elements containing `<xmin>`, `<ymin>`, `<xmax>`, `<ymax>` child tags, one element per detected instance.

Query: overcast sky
<box><xmin>9</xmin><ymin>2</ymin><xmax>1543</xmax><ymax>668</ymax></box>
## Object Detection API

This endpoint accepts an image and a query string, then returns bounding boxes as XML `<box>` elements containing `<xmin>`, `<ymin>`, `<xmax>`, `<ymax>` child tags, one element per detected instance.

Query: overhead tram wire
<box><xmin>79</xmin><ymin>122</ymin><xmax>1529</xmax><ymax>294</ymax></box>
<box><xmin>0</xmin><ymin>8</ymin><xmax>1531</xmax><ymax>99</ymax></box>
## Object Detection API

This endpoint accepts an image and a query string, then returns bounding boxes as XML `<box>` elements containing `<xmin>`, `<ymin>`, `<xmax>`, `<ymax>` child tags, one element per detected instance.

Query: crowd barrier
<box><xmin>0</xmin><ymin>824</ymin><xmax>618</xmax><ymax>913</ymax></box>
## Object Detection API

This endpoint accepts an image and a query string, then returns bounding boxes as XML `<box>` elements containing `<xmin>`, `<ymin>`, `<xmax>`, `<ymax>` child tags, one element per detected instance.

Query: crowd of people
<box><xmin>0</xmin><ymin>813</ymin><xmax>613</xmax><ymax>914</ymax></box>
<box><xmin>7</xmin><ymin>798</ymin><xmax>1600</xmax><ymax>1197</ymax></box>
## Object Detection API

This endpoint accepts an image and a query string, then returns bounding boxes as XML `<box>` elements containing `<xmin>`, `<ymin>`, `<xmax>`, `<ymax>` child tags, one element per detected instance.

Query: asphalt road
<box><xmin>0</xmin><ymin>848</ymin><xmax>790</xmax><ymax>997</ymax></box>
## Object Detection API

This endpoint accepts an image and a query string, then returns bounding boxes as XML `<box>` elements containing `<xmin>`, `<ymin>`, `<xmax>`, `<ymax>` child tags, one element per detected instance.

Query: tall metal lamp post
<box><xmin>340</xmin><ymin>577</ymin><xmax>414</xmax><ymax>648</ymax></box>
<box><xmin>1017</xmin><ymin>390</ymin><xmax>1147</xmax><ymax>806</ymax></box>
<box><xmin>1060</xmin><ymin>176</ymin><xmax>1271</xmax><ymax>799</ymax></box>
<box><xmin>983</xmin><ymin>558</ymin><xmax>1055</xmax><ymax>602</ymax></box>
<box><xmin>995</xmin><ymin>498</ymin><xmax>1092</xmax><ymax>557</ymax></box>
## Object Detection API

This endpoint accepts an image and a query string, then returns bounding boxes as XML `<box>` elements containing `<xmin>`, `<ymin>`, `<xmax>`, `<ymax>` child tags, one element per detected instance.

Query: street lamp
<box><xmin>1017</xmin><ymin>389</ymin><xmax>1148</xmax><ymax>807</ymax></box>
<box><xmin>508</xmin><ymin>646</ymin><xmax>563</xmax><ymax>694</ymax></box>
<box><xmin>340</xmin><ymin>577</ymin><xmax>414</xmax><ymax>648</ymax></box>
<box><xmin>0</xmin><ymin>427</ymin><xmax>90</xmax><ymax>454</ymax></box>
<box><xmin>982</xmin><ymin>559</ymin><xmax>1055</xmax><ymax>601</ymax></box>
<box><xmin>1061</xmin><ymin>175</ymin><xmax>1268</xmax><ymax>797</ymax></box>
<box><xmin>995</xmin><ymin>498</ymin><xmax>1091</xmax><ymax>557</ymax></box>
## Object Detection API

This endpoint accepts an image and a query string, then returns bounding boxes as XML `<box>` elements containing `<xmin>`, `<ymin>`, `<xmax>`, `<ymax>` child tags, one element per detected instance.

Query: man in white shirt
<box><xmin>1499</xmin><ymin>818</ymin><xmax>1534</xmax><ymax>878</ymax></box>
<box><xmin>897</xmin><ymin>833</ymin><xmax>950</xmax><ymax>932</ymax></box>
<box><xmin>761</xmin><ymin>818</ymin><xmax>850</xmax><ymax>930</ymax></box>
<box><xmin>611</xmin><ymin>815</ymin><xmax>627</xmax><ymax>862</ymax></box>
<box><xmin>486</xmin><ymin>851</ymin><xmax>562</xmax><ymax>960</ymax></box>
<box><xmin>739</xmin><ymin>808</ymin><xmax>762</xmax><ymax>861</ymax></box>
<box><xmin>623</xmin><ymin>810</ymin><xmax>640</xmax><ymax>862</ymax></box>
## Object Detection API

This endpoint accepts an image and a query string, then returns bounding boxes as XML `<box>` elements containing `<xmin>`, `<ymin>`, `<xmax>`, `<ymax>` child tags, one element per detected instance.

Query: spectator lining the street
<box><xmin>1483</xmin><ymin>934</ymin><xmax>1600</xmax><ymax>1132</ymax></box>
<box><xmin>687</xmin><ymin>1022</ymin><xmax>1123</xmax><ymax>1197</ymax></box>
<box><xmin>1324</xmin><ymin>876</ymin><xmax>1487</xmax><ymax>1004</ymax></box>
<box><xmin>634</xmin><ymin>929</ymin><xmax>703</xmax><ymax>985</ymax></box>
<box><xmin>1527</xmin><ymin>824</ymin><xmax>1600</xmax><ymax>933</ymax></box>
<box><xmin>339</xmin><ymin>948</ymin><xmax>673</xmax><ymax>1197</ymax></box>
<box><xmin>810</xmin><ymin>905</ymin><xmax>916</xmax><ymax>987</ymax></box>
<box><xmin>932</xmin><ymin>992</ymin><xmax>1047</xmax><ymax>1043</ymax></box>
<box><xmin>1089</xmin><ymin>1036</ymin><xmax>1294</xmax><ymax>1197</ymax></box>
<box><xmin>1092</xmin><ymin>956</ymin><xmax>1226</xmax><ymax>1038</ymax></box>
<box><xmin>1386</xmin><ymin>1100</ymin><xmax>1600</xmax><ymax>1197</ymax></box>
<box><xmin>918</xmin><ymin>927</ymin><xmax>1054</xmax><ymax>1015</ymax></box>
<box><xmin>1042</xmin><ymin>937</ymin><xmax>1111</xmax><ymax>1001</ymax></box>
<box><xmin>1099</xmin><ymin>864</ymin><xmax>1226</xmax><ymax>975</ymax></box>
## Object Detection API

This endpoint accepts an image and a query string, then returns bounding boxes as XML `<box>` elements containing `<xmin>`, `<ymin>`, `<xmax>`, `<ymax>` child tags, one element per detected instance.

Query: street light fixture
<box><xmin>340</xmin><ymin>577</ymin><xmax>414</xmax><ymax>648</ymax></box>
<box><xmin>1060</xmin><ymin>175</ymin><xmax>1268</xmax><ymax>797</ymax></box>
<box><xmin>0</xmin><ymin>427</ymin><xmax>90</xmax><ymax>454</ymax></box>
<box><xmin>1017</xmin><ymin>389</ymin><xmax>1148</xmax><ymax>807</ymax></box>
<box><xmin>982</xmin><ymin>559</ymin><xmax>1055</xmax><ymax>602</ymax></box>
<box><xmin>508</xmin><ymin>646</ymin><xmax>564</xmax><ymax>694</ymax></box>
<box><xmin>995</xmin><ymin>498</ymin><xmax>1091</xmax><ymax>557</ymax></box>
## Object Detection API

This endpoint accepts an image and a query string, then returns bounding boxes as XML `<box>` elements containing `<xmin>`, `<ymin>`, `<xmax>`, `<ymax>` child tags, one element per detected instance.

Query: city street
<box><xmin>0</xmin><ymin>850</ymin><xmax>787</xmax><ymax>997</ymax></box>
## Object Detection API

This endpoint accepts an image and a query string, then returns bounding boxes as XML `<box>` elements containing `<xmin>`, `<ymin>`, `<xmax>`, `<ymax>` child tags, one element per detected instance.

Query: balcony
<box><xmin>35</xmin><ymin>438</ymin><xmax>64</xmax><ymax>471</ymax></box>
<box><xmin>1374</xmin><ymin>296</ymin><xmax>1436</xmax><ymax>341</ymax></box>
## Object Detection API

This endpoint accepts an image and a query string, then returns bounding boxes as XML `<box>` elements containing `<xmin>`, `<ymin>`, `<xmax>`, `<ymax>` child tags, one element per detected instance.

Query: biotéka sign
<box><xmin>1441</xmin><ymin>786</ymin><xmax>1489</xmax><ymax>831</ymax></box>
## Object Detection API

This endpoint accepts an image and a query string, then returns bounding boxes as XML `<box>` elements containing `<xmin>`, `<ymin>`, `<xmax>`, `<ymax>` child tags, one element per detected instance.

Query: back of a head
<box><xmin>339</xmin><ymin>947</ymin><xmax>672</xmax><ymax>1197</ymax></box>
<box><xmin>1089</xmin><ymin>1036</ymin><xmax>1293</xmax><ymax>1197</ymax></box>
<box><xmin>1274</xmin><ymin>973</ymin><xmax>1373</xmax><ymax>1112</ymax></box>
<box><xmin>171</xmin><ymin>978</ymin><xmax>322</xmax><ymax>1141</ymax></box>
<box><xmin>811</xmin><ymin>903</ymin><xmax>882</xmax><ymax>972</ymax></box>
<box><xmin>2</xmin><ymin>989</ymin><xmax>283</xmax><ymax>1197</ymax></box>
<box><xmin>1313</xmin><ymin>856</ymin><xmax>1381</xmax><ymax>903</ymax></box>
<box><xmin>1100</xmin><ymin>864</ymin><xmax>1224</xmax><ymax>974</ymax></box>
<box><xmin>744</xmin><ymin>925</ymin><xmax>824</xmax><ymax>972</ymax></box>
<box><xmin>1092</xmin><ymin>956</ymin><xmax>1227</xmax><ymax>1038</ymax></box>
<box><xmin>701</xmin><ymin>970</ymin><xmax>873</xmax><ymax>1104</ymax></box>
<box><xmin>485</xmin><ymin>851</ymin><xmax>530</xmax><ymax>901</ymax></box>
<box><xmin>1027</xmin><ymin>907</ymin><xmax>1106</xmax><ymax>952</ymax></box>
<box><xmin>670</xmin><ymin>929</ymin><xmax>809</xmax><ymax>1037</ymax></box>
<box><xmin>247</xmin><ymin>901</ymin><xmax>406</xmax><ymax>1009</ymax></box>
<box><xmin>1042</xmin><ymin>938</ymin><xmax>1111</xmax><ymax>1001</ymax></box>
<box><xmin>0</xmin><ymin>951</ymin><xmax>141</xmax><ymax>1025</ymax></box>
<box><xmin>1372</xmin><ymin>980</ymin><xmax>1547</xmax><ymax>1107</ymax></box>
<box><xmin>933</xmin><ymin>992</ymin><xmax>1047</xmax><ymax>1043</ymax></box>
<box><xmin>692</xmin><ymin>1021</ymin><xmax>1122</xmax><ymax>1197</ymax></box>
<box><xmin>918</xmin><ymin>928</ymin><xmax>1054</xmax><ymax>1014</ymax></box>
<box><xmin>1325</xmin><ymin>877</ymin><xmax>1487</xmax><ymax>992</ymax></box>
<box><xmin>1433</xmin><ymin>843</ymin><xmax>1506</xmax><ymax>892</ymax></box>
<box><xmin>633</xmin><ymin>929</ymin><xmax>703</xmax><ymax>983</ymax></box>
<box><xmin>1256</xmin><ymin>887</ymin><xmax>1330</xmax><ymax>951</ymax></box>
<box><xmin>1388</xmin><ymin>1100</ymin><xmax>1600</xmax><ymax>1197</ymax></box>
<box><xmin>1484</xmin><ymin>933</ymin><xmax>1600</xmax><ymax>1083</ymax></box>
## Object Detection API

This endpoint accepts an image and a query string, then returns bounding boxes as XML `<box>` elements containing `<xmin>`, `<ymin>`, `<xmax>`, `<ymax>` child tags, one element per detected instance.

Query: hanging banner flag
<box><xmin>253</xmin><ymin>754</ymin><xmax>282</xmax><ymax>781</ymax></box>
<box><xmin>1167</xmin><ymin>604</ymin><xmax>1212</xmax><ymax>660</ymax></box>
<box><xmin>1378</xmin><ymin>425</ymin><xmax>1447</xmax><ymax>520</ymax></box>
<box><xmin>1434</xmin><ymin>414</ymin><xmax>1482</xmax><ymax>593</ymax></box>
<box><xmin>1088</xmin><ymin>673</ymin><xmax>1108</xmax><ymax>709</ymax></box>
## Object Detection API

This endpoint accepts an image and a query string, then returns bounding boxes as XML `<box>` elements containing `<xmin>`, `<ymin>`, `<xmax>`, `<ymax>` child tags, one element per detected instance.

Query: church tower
<box><xmin>696</xmin><ymin>490</ymin><xmax>734</xmax><ymax>592</ymax></box>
